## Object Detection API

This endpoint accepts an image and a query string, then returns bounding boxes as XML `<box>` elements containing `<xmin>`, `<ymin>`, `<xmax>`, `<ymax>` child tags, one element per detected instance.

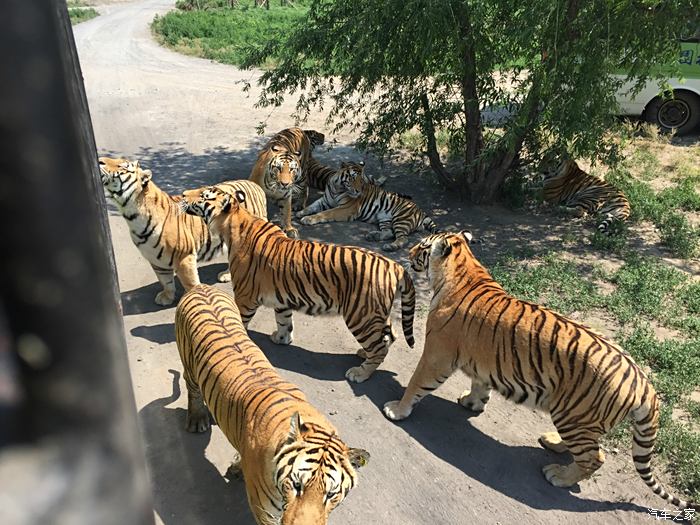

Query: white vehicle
<box><xmin>616</xmin><ymin>39</ymin><xmax>700</xmax><ymax>135</ymax></box>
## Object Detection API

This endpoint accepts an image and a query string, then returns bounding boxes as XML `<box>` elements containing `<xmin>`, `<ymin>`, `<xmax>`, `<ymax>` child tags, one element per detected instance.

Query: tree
<box><xmin>245</xmin><ymin>0</ymin><xmax>696</xmax><ymax>202</ymax></box>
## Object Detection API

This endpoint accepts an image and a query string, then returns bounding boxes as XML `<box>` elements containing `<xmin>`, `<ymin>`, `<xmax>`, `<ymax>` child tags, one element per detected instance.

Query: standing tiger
<box><xmin>383</xmin><ymin>231</ymin><xmax>694</xmax><ymax>510</ymax></box>
<box><xmin>543</xmin><ymin>159</ymin><xmax>630</xmax><ymax>234</ymax></box>
<box><xmin>296</xmin><ymin>161</ymin><xmax>437</xmax><ymax>251</ymax></box>
<box><xmin>181</xmin><ymin>188</ymin><xmax>416</xmax><ymax>383</ymax></box>
<box><xmin>99</xmin><ymin>156</ymin><xmax>266</xmax><ymax>305</ymax></box>
<box><xmin>176</xmin><ymin>285</ymin><xmax>369</xmax><ymax>525</ymax></box>
<box><xmin>249</xmin><ymin>127</ymin><xmax>324</xmax><ymax>239</ymax></box>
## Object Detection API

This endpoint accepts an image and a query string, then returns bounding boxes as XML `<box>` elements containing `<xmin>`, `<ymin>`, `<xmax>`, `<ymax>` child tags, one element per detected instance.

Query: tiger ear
<box><xmin>359</xmin><ymin>160</ymin><xmax>365</xmax><ymax>167</ymax></box>
<box><xmin>461</xmin><ymin>230</ymin><xmax>473</xmax><ymax>243</ymax></box>
<box><xmin>430</xmin><ymin>237</ymin><xmax>451</xmax><ymax>258</ymax></box>
<box><xmin>295</xmin><ymin>150</ymin><xmax>301</xmax><ymax>157</ymax></box>
<box><xmin>235</xmin><ymin>190</ymin><xmax>246</xmax><ymax>204</ymax></box>
<box><xmin>221</xmin><ymin>193</ymin><xmax>233</xmax><ymax>213</ymax></box>
<box><xmin>271</xmin><ymin>145</ymin><xmax>282</xmax><ymax>153</ymax></box>
<box><xmin>286</xmin><ymin>412</ymin><xmax>307</xmax><ymax>443</ymax></box>
<box><xmin>347</xmin><ymin>448</ymin><xmax>370</xmax><ymax>469</ymax></box>
<box><xmin>141</xmin><ymin>169</ymin><xmax>152</xmax><ymax>187</ymax></box>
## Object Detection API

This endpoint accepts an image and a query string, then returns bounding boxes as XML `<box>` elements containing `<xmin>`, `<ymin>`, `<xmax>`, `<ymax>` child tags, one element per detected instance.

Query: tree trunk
<box><xmin>420</xmin><ymin>93</ymin><xmax>457</xmax><ymax>190</ymax></box>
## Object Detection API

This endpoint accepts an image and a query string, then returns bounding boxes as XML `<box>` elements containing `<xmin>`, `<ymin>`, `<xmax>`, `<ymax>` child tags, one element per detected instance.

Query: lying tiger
<box><xmin>296</xmin><ymin>161</ymin><xmax>437</xmax><ymax>251</ymax></box>
<box><xmin>176</xmin><ymin>285</ymin><xmax>369</xmax><ymax>525</ymax></box>
<box><xmin>181</xmin><ymin>187</ymin><xmax>416</xmax><ymax>383</ymax></box>
<box><xmin>99</xmin><ymin>156</ymin><xmax>266</xmax><ymax>305</ymax></box>
<box><xmin>249</xmin><ymin>127</ymin><xmax>324</xmax><ymax>239</ymax></box>
<box><xmin>384</xmin><ymin>231</ymin><xmax>694</xmax><ymax>510</ymax></box>
<box><xmin>305</xmin><ymin>157</ymin><xmax>387</xmax><ymax>191</ymax></box>
<box><xmin>543</xmin><ymin>159</ymin><xmax>630</xmax><ymax>234</ymax></box>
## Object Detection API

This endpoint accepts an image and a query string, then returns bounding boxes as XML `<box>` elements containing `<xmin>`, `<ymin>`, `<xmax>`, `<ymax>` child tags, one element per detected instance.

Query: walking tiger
<box><xmin>176</xmin><ymin>285</ymin><xmax>369</xmax><ymax>525</ymax></box>
<box><xmin>383</xmin><ymin>231</ymin><xmax>694</xmax><ymax>509</ymax></box>
<box><xmin>181</xmin><ymin>187</ymin><xmax>416</xmax><ymax>383</ymax></box>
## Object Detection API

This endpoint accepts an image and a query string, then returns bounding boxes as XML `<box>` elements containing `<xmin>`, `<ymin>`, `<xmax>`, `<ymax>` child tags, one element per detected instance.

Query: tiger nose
<box><xmin>279</xmin><ymin>181</ymin><xmax>291</xmax><ymax>188</ymax></box>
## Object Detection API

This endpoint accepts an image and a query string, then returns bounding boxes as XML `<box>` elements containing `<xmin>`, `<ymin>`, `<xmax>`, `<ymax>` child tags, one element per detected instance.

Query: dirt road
<box><xmin>74</xmin><ymin>2</ymin><xmax>668</xmax><ymax>523</ymax></box>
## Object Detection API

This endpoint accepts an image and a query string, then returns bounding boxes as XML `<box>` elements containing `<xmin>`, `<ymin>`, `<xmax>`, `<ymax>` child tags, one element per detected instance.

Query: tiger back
<box><xmin>543</xmin><ymin>159</ymin><xmax>630</xmax><ymax>234</ymax></box>
<box><xmin>297</xmin><ymin>162</ymin><xmax>437</xmax><ymax>251</ymax></box>
<box><xmin>99</xmin><ymin>156</ymin><xmax>221</xmax><ymax>306</ymax></box>
<box><xmin>383</xmin><ymin>231</ymin><xmax>693</xmax><ymax>510</ymax></box>
<box><xmin>249</xmin><ymin>127</ymin><xmax>324</xmax><ymax>238</ymax></box>
<box><xmin>180</xmin><ymin>190</ymin><xmax>416</xmax><ymax>384</ymax></box>
<box><xmin>175</xmin><ymin>285</ymin><xmax>369</xmax><ymax>525</ymax></box>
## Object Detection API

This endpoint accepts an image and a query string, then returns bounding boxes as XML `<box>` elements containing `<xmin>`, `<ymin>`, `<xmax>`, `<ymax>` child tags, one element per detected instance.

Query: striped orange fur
<box><xmin>176</xmin><ymin>285</ymin><xmax>369</xmax><ymax>525</ymax></box>
<box><xmin>181</xmin><ymin>189</ymin><xmax>416</xmax><ymax>383</ymax></box>
<box><xmin>384</xmin><ymin>231</ymin><xmax>694</xmax><ymax>509</ymax></box>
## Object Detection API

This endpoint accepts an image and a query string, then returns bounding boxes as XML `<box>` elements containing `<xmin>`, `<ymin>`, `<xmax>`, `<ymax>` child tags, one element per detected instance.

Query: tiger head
<box><xmin>408</xmin><ymin>231</ymin><xmax>473</xmax><ymax>272</ymax></box>
<box><xmin>328</xmin><ymin>161</ymin><xmax>366</xmax><ymax>198</ymax></box>
<box><xmin>542</xmin><ymin>157</ymin><xmax>577</xmax><ymax>181</ymax></box>
<box><xmin>275</xmin><ymin>412</ymin><xmax>369</xmax><ymax>525</ymax></box>
<box><xmin>267</xmin><ymin>146</ymin><xmax>303</xmax><ymax>197</ymax></box>
<box><xmin>303</xmin><ymin>129</ymin><xmax>325</xmax><ymax>150</ymax></box>
<box><xmin>98</xmin><ymin>156</ymin><xmax>153</xmax><ymax>203</ymax></box>
<box><xmin>180</xmin><ymin>186</ymin><xmax>245</xmax><ymax>225</ymax></box>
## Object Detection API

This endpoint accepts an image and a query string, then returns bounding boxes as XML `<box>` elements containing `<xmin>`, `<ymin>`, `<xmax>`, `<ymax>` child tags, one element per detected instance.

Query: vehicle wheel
<box><xmin>645</xmin><ymin>91</ymin><xmax>700</xmax><ymax>136</ymax></box>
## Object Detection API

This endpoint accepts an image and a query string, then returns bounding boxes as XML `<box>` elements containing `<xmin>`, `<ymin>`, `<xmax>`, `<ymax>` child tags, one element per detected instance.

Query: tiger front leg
<box><xmin>175</xmin><ymin>253</ymin><xmax>201</xmax><ymax>291</ymax></box>
<box><xmin>299</xmin><ymin>205</ymin><xmax>355</xmax><ymax>226</ymax></box>
<box><xmin>270</xmin><ymin>307</ymin><xmax>294</xmax><ymax>345</ymax></box>
<box><xmin>384</xmin><ymin>340</ymin><xmax>457</xmax><ymax>421</ymax></box>
<box><xmin>458</xmin><ymin>377</ymin><xmax>492</xmax><ymax>413</ymax></box>
<box><xmin>150</xmin><ymin>263</ymin><xmax>176</xmax><ymax>306</ymax></box>
<box><xmin>295</xmin><ymin>196</ymin><xmax>329</xmax><ymax>219</ymax></box>
<box><xmin>279</xmin><ymin>196</ymin><xmax>298</xmax><ymax>239</ymax></box>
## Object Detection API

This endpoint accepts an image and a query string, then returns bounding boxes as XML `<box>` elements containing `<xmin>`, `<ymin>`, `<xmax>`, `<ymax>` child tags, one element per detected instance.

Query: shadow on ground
<box><xmin>138</xmin><ymin>370</ymin><xmax>255</xmax><ymax>525</ymax></box>
<box><xmin>254</xmin><ymin>334</ymin><xmax>650</xmax><ymax>517</ymax></box>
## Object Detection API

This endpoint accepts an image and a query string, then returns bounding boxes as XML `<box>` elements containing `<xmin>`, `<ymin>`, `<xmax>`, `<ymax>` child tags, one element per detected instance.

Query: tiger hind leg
<box><xmin>184</xmin><ymin>370</ymin><xmax>210</xmax><ymax>433</ymax></box>
<box><xmin>270</xmin><ymin>307</ymin><xmax>294</xmax><ymax>345</ymax></box>
<box><xmin>382</xmin><ymin>221</ymin><xmax>411</xmax><ymax>251</ymax></box>
<box><xmin>539</xmin><ymin>431</ymin><xmax>569</xmax><ymax>453</ymax></box>
<box><xmin>235</xmin><ymin>295</ymin><xmax>259</xmax><ymax>329</ymax></box>
<box><xmin>366</xmin><ymin>219</ymin><xmax>394</xmax><ymax>242</ymax></box>
<box><xmin>542</xmin><ymin>426</ymin><xmax>605</xmax><ymax>487</ymax></box>
<box><xmin>345</xmin><ymin>320</ymin><xmax>395</xmax><ymax>383</ymax></box>
<box><xmin>384</xmin><ymin>335</ymin><xmax>456</xmax><ymax>421</ymax></box>
<box><xmin>458</xmin><ymin>376</ymin><xmax>492</xmax><ymax>413</ymax></box>
<box><xmin>150</xmin><ymin>263</ymin><xmax>176</xmax><ymax>306</ymax></box>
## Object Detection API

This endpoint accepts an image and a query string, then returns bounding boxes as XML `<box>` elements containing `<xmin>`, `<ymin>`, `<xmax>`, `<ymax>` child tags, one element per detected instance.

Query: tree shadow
<box><xmin>138</xmin><ymin>369</ymin><xmax>255</xmax><ymax>525</ymax></box>
<box><xmin>259</xmin><ymin>341</ymin><xmax>650</xmax><ymax>516</ymax></box>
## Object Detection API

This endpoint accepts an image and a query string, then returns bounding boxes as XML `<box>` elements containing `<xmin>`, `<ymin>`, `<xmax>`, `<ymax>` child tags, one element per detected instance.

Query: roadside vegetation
<box><xmin>68</xmin><ymin>0</ymin><xmax>98</xmax><ymax>24</ymax></box>
<box><xmin>152</xmin><ymin>0</ymin><xmax>308</xmax><ymax>67</ymax></box>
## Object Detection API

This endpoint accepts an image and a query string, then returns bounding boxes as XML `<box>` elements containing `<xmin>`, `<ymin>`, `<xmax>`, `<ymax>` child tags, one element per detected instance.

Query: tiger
<box><xmin>296</xmin><ymin>161</ymin><xmax>437</xmax><ymax>251</ymax></box>
<box><xmin>180</xmin><ymin>189</ymin><xmax>416</xmax><ymax>384</ymax></box>
<box><xmin>176</xmin><ymin>284</ymin><xmax>369</xmax><ymax>525</ymax></box>
<box><xmin>382</xmin><ymin>231</ymin><xmax>694</xmax><ymax>510</ymax></box>
<box><xmin>543</xmin><ymin>159</ymin><xmax>630</xmax><ymax>234</ymax></box>
<box><xmin>249</xmin><ymin>127</ymin><xmax>325</xmax><ymax>239</ymax></box>
<box><xmin>305</xmin><ymin>157</ymin><xmax>387</xmax><ymax>191</ymax></box>
<box><xmin>99</xmin><ymin>156</ymin><xmax>266</xmax><ymax>305</ymax></box>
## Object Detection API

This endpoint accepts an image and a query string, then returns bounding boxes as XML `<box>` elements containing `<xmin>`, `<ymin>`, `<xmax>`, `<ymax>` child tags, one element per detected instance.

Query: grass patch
<box><xmin>69</xmin><ymin>7</ymin><xmax>98</xmax><ymax>24</ymax></box>
<box><xmin>489</xmin><ymin>253</ymin><xmax>602</xmax><ymax>315</ymax></box>
<box><xmin>152</xmin><ymin>0</ymin><xmax>308</xmax><ymax>67</ymax></box>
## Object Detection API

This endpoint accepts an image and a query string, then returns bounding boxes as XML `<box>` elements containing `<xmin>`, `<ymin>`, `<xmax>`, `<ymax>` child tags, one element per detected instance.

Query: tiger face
<box><xmin>181</xmin><ymin>186</ymin><xmax>245</xmax><ymax>224</ymax></box>
<box><xmin>98</xmin><ymin>156</ymin><xmax>152</xmax><ymax>203</ymax></box>
<box><xmin>275</xmin><ymin>413</ymin><xmax>369</xmax><ymax>525</ymax></box>
<box><xmin>268</xmin><ymin>147</ymin><xmax>303</xmax><ymax>197</ymax></box>
<box><xmin>542</xmin><ymin>158</ymin><xmax>576</xmax><ymax>181</ymax></box>
<box><xmin>409</xmin><ymin>231</ymin><xmax>472</xmax><ymax>272</ymax></box>
<box><xmin>329</xmin><ymin>161</ymin><xmax>366</xmax><ymax>198</ymax></box>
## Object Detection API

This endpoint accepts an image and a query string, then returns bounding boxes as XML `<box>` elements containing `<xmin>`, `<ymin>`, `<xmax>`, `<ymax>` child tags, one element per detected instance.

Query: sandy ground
<box><xmin>74</xmin><ymin>1</ymin><xmax>673</xmax><ymax>523</ymax></box>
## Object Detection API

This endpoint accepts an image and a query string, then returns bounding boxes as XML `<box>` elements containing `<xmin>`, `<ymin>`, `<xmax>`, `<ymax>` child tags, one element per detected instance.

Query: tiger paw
<box><xmin>217</xmin><ymin>270</ymin><xmax>232</xmax><ymax>283</ymax></box>
<box><xmin>539</xmin><ymin>432</ymin><xmax>568</xmax><ymax>453</ymax></box>
<box><xmin>185</xmin><ymin>411</ymin><xmax>210</xmax><ymax>433</ymax></box>
<box><xmin>225</xmin><ymin>453</ymin><xmax>243</xmax><ymax>480</ymax></box>
<box><xmin>381</xmin><ymin>242</ymin><xmax>400</xmax><ymax>252</ymax></box>
<box><xmin>542</xmin><ymin>463</ymin><xmax>583</xmax><ymax>488</ymax></box>
<box><xmin>298</xmin><ymin>216</ymin><xmax>315</xmax><ymax>225</ymax></box>
<box><xmin>285</xmin><ymin>227</ymin><xmax>299</xmax><ymax>239</ymax></box>
<box><xmin>154</xmin><ymin>290</ymin><xmax>176</xmax><ymax>306</ymax></box>
<box><xmin>382</xmin><ymin>400</ymin><xmax>412</xmax><ymax>421</ymax></box>
<box><xmin>365</xmin><ymin>231</ymin><xmax>381</xmax><ymax>241</ymax></box>
<box><xmin>345</xmin><ymin>366</ymin><xmax>372</xmax><ymax>383</ymax></box>
<box><xmin>270</xmin><ymin>330</ymin><xmax>293</xmax><ymax>345</ymax></box>
<box><xmin>457</xmin><ymin>390</ymin><xmax>486</xmax><ymax>413</ymax></box>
